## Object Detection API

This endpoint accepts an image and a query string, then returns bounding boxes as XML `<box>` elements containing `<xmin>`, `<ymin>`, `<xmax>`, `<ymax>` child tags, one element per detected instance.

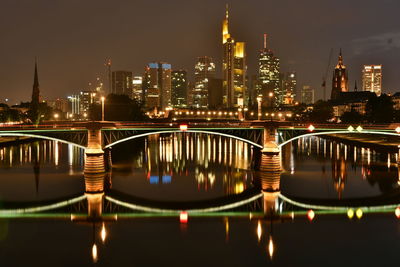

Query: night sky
<box><xmin>1</xmin><ymin>0</ymin><xmax>400</xmax><ymax>104</ymax></box>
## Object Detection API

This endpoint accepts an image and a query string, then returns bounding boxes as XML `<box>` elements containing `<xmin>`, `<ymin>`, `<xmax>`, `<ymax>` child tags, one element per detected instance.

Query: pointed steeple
<box><xmin>354</xmin><ymin>80</ymin><xmax>358</xmax><ymax>91</ymax></box>
<box><xmin>31</xmin><ymin>58</ymin><xmax>40</xmax><ymax>106</ymax></box>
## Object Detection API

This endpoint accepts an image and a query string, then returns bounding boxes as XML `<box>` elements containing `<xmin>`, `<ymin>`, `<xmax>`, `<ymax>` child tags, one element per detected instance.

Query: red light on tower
<box><xmin>307</xmin><ymin>209</ymin><xmax>315</xmax><ymax>221</ymax></box>
<box><xmin>180</xmin><ymin>124</ymin><xmax>188</xmax><ymax>131</ymax></box>
<box><xmin>180</xmin><ymin>211</ymin><xmax>188</xmax><ymax>223</ymax></box>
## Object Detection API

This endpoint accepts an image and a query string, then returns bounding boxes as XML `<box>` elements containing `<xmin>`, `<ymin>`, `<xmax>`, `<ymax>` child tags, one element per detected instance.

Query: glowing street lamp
<box><xmin>101</xmin><ymin>96</ymin><xmax>105</xmax><ymax>121</ymax></box>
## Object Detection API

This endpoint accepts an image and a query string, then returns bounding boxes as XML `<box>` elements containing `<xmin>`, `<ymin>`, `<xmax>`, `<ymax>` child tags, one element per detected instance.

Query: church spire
<box><xmin>32</xmin><ymin>58</ymin><xmax>40</xmax><ymax>106</ymax></box>
<box><xmin>354</xmin><ymin>80</ymin><xmax>358</xmax><ymax>91</ymax></box>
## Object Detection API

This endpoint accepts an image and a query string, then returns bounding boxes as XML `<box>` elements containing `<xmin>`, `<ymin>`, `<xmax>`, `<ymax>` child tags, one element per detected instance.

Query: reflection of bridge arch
<box><xmin>105</xmin><ymin>189</ymin><xmax>263</xmax><ymax>213</ymax></box>
<box><xmin>104</xmin><ymin>130</ymin><xmax>264</xmax><ymax>149</ymax></box>
<box><xmin>279</xmin><ymin>193</ymin><xmax>400</xmax><ymax>211</ymax></box>
<box><xmin>0</xmin><ymin>195</ymin><xmax>86</xmax><ymax>215</ymax></box>
<box><xmin>0</xmin><ymin>132</ymin><xmax>86</xmax><ymax>149</ymax></box>
<box><xmin>278</xmin><ymin>130</ymin><xmax>399</xmax><ymax>148</ymax></box>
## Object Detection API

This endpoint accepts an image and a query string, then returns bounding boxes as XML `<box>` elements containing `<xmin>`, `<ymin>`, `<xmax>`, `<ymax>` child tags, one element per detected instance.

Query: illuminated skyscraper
<box><xmin>171</xmin><ymin>70</ymin><xmax>188</xmax><ymax>108</ymax></box>
<box><xmin>131</xmin><ymin>76</ymin><xmax>143</xmax><ymax>101</ymax></box>
<box><xmin>258</xmin><ymin>34</ymin><xmax>280</xmax><ymax>107</ymax></box>
<box><xmin>331</xmin><ymin>50</ymin><xmax>348</xmax><ymax>100</ymax></box>
<box><xmin>362</xmin><ymin>65</ymin><xmax>382</xmax><ymax>96</ymax></box>
<box><xmin>222</xmin><ymin>5</ymin><xmax>247</xmax><ymax>108</ymax></box>
<box><xmin>193</xmin><ymin>56</ymin><xmax>216</xmax><ymax>108</ymax></box>
<box><xmin>282</xmin><ymin>72</ymin><xmax>296</xmax><ymax>105</ymax></box>
<box><xmin>111</xmin><ymin>71</ymin><xmax>132</xmax><ymax>95</ymax></box>
<box><xmin>143</xmin><ymin>62</ymin><xmax>172</xmax><ymax>110</ymax></box>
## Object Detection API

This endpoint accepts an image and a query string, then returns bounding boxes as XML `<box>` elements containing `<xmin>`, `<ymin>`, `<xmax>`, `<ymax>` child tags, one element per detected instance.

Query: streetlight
<box><xmin>101</xmin><ymin>96</ymin><xmax>105</xmax><ymax>121</ymax></box>
<box><xmin>268</xmin><ymin>92</ymin><xmax>274</xmax><ymax>110</ymax></box>
<box><xmin>256</xmin><ymin>95</ymin><xmax>263</xmax><ymax>121</ymax></box>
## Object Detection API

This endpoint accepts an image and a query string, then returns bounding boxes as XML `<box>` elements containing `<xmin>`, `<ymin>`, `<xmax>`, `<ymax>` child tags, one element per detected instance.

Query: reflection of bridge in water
<box><xmin>2</xmin><ymin>147</ymin><xmax>400</xmax><ymax>220</ymax></box>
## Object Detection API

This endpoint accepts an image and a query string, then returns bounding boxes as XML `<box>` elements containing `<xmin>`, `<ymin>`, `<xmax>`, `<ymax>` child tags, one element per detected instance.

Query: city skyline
<box><xmin>1</xmin><ymin>0</ymin><xmax>400</xmax><ymax>103</ymax></box>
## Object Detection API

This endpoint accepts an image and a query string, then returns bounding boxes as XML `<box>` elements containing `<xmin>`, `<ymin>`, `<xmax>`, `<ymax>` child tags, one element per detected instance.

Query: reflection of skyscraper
<box><xmin>258</xmin><ymin>34</ymin><xmax>280</xmax><ymax>107</ymax></box>
<box><xmin>331</xmin><ymin>50</ymin><xmax>349</xmax><ymax>100</ymax></box>
<box><xmin>222</xmin><ymin>5</ymin><xmax>247</xmax><ymax>108</ymax></box>
<box><xmin>362</xmin><ymin>65</ymin><xmax>382</xmax><ymax>96</ymax></box>
<box><xmin>193</xmin><ymin>57</ymin><xmax>216</xmax><ymax>108</ymax></box>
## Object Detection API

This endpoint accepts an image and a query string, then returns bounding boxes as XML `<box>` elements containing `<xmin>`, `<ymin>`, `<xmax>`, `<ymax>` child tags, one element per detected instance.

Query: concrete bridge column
<box><xmin>262</xmin><ymin>127</ymin><xmax>280</xmax><ymax>154</ymax></box>
<box><xmin>85</xmin><ymin>122</ymin><xmax>104</xmax><ymax>155</ymax></box>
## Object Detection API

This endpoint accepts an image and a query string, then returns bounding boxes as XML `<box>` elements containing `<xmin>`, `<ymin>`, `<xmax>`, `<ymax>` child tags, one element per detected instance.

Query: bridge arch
<box><xmin>104</xmin><ymin>129</ymin><xmax>264</xmax><ymax>149</ymax></box>
<box><xmin>278</xmin><ymin>130</ymin><xmax>399</xmax><ymax>148</ymax></box>
<box><xmin>0</xmin><ymin>132</ymin><xmax>86</xmax><ymax>149</ymax></box>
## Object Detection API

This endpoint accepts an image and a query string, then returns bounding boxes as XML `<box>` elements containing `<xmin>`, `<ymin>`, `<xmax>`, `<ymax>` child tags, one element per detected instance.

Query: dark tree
<box><xmin>340</xmin><ymin>111</ymin><xmax>365</xmax><ymax>123</ymax></box>
<box><xmin>365</xmin><ymin>94</ymin><xmax>394</xmax><ymax>123</ymax></box>
<box><xmin>308</xmin><ymin>100</ymin><xmax>333</xmax><ymax>123</ymax></box>
<box><xmin>89</xmin><ymin>94</ymin><xmax>147</xmax><ymax>121</ymax></box>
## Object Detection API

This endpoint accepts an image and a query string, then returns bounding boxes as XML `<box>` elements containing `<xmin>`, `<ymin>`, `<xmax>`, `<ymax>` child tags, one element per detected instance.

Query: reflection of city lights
<box><xmin>92</xmin><ymin>244</ymin><xmax>98</xmax><ymax>263</ymax></box>
<box><xmin>180</xmin><ymin>211</ymin><xmax>188</xmax><ymax>223</ymax></box>
<box><xmin>395</xmin><ymin>207</ymin><xmax>400</xmax><ymax>218</ymax></box>
<box><xmin>268</xmin><ymin>236</ymin><xmax>274</xmax><ymax>259</ymax></box>
<box><xmin>347</xmin><ymin>209</ymin><xmax>354</xmax><ymax>219</ymax></box>
<box><xmin>101</xmin><ymin>223</ymin><xmax>106</xmax><ymax>243</ymax></box>
<box><xmin>307</xmin><ymin>209</ymin><xmax>315</xmax><ymax>221</ymax></box>
<box><xmin>356</xmin><ymin>209</ymin><xmax>363</xmax><ymax>219</ymax></box>
<box><xmin>257</xmin><ymin>220</ymin><xmax>262</xmax><ymax>242</ymax></box>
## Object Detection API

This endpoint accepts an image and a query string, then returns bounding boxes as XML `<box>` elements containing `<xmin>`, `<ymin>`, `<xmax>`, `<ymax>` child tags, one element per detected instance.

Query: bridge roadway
<box><xmin>0</xmin><ymin>121</ymin><xmax>399</xmax><ymax>153</ymax></box>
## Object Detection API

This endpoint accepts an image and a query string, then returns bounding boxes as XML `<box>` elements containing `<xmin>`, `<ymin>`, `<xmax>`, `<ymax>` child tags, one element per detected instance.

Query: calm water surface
<box><xmin>0</xmin><ymin>134</ymin><xmax>399</xmax><ymax>266</ymax></box>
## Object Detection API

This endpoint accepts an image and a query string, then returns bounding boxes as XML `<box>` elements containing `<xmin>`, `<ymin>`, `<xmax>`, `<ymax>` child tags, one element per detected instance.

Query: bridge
<box><xmin>1</xmin><ymin>121</ymin><xmax>399</xmax><ymax>156</ymax></box>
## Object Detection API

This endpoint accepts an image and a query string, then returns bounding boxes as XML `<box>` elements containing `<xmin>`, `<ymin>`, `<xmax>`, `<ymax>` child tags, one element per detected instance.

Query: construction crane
<box><xmin>321</xmin><ymin>49</ymin><xmax>333</xmax><ymax>101</ymax></box>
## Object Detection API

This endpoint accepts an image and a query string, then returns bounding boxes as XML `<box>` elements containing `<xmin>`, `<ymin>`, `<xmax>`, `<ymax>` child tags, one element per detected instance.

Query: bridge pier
<box><xmin>85</xmin><ymin>123</ymin><xmax>104</xmax><ymax>155</ymax></box>
<box><xmin>262</xmin><ymin>127</ymin><xmax>280</xmax><ymax>154</ymax></box>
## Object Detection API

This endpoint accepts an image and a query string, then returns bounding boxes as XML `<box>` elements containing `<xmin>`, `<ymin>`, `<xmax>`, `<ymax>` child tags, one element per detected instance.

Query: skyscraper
<box><xmin>143</xmin><ymin>62</ymin><xmax>172</xmax><ymax>110</ymax></box>
<box><xmin>193</xmin><ymin>56</ymin><xmax>216</xmax><ymax>108</ymax></box>
<box><xmin>111</xmin><ymin>71</ymin><xmax>132</xmax><ymax>95</ymax></box>
<box><xmin>362</xmin><ymin>65</ymin><xmax>382</xmax><ymax>96</ymax></box>
<box><xmin>222</xmin><ymin>5</ymin><xmax>247</xmax><ymax>108</ymax></box>
<box><xmin>282</xmin><ymin>72</ymin><xmax>296</xmax><ymax>105</ymax></box>
<box><xmin>171</xmin><ymin>70</ymin><xmax>188</xmax><ymax>108</ymax></box>
<box><xmin>301</xmin><ymin>85</ymin><xmax>315</xmax><ymax>105</ymax></box>
<box><xmin>258</xmin><ymin>34</ymin><xmax>280</xmax><ymax>107</ymax></box>
<box><xmin>131</xmin><ymin>76</ymin><xmax>143</xmax><ymax>101</ymax></box>
<box><xmin>331</xmin><ymin>50</ymin><xmax>348</xmax><ymax>100</ymax></box>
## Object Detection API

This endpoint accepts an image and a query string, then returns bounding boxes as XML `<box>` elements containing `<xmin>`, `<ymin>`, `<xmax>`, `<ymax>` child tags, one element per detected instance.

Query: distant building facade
<box><xmin>331</xmin><ymin>50</ymin><xmax>349</xmax><ymax>100</ymax></box>
<box><xmin>208</xmin><ymin>78</ymin><xmax>223</xmax><ymax>108</ymax></box>
<box><xmin>362</xmin><ymin>65</ymin><xmax>382</xmax><ymax>96</ymax></box>
<box><xmin>301</xmin><ymin>85</ymin><xmax>315</xmax><ymax>105</ymax></box>
<box><xmin>193</xmin><ymin>56</ymin><xmax>216</xmax><ymax>108</ymax></box>
<box><xmin>171</xmin><ymin>70</ymin><xmax>188</xmax><ymax>108</ymax></box>
<box><xmin>131</xmin><ymin>76</ymin><xmax>143</xmax><ymax>102</ymax></box>
<box><xmin>282</xmin><ymin>71</ymin><xmax>296</xmax><ymax>105</ymax></box>
<box><xmin>143</xmin><ymin>62</ymin><xmax>172</xmax><ymax>111</ymax></box>
<box><xmin>111</xmin><ymin>71</ymin><xmax>132</xmax><ymax>96</ymax></box>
